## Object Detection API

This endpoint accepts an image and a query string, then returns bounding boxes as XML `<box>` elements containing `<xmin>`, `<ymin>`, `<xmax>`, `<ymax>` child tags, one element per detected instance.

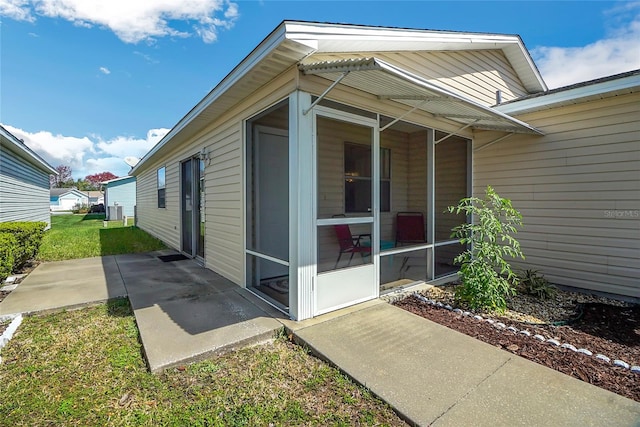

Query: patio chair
<box><xmin>395</xmin><ymin>212</ymin><xmax>426</xmax><ymax>246</ymax></box>
<box><xmin>332</xmin><ymin>215</ymin><xmax>371</xmax><ymax>269</ymax></box>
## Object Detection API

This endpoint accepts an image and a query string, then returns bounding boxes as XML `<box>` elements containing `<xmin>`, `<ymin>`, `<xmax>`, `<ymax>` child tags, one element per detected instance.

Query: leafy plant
<box><xmin>519</xmin><ymin>269</ymin><xmax>557</xmax><ymax>299</ymax></box>
<box><xmin>448</xmin><ymin>186</ymin><xmax>524</xmax><ymax>312</ymax></box>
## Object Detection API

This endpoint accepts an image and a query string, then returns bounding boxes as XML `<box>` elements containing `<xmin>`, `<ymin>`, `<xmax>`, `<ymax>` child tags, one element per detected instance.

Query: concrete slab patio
<box><xmin>115</xmin><ymin>251</ymin><xmax>285</xmax><ymax>371</ymax></box>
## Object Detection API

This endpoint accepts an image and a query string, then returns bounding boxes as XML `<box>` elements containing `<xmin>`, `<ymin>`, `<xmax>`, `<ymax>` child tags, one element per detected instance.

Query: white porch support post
<box><xmin>427</xmin><ymin>129</ymin><xmax>435</xmax><ymax>281</ymax></box>
<box><xmin>289</xmin><ymin>90</ymin><xmax>315</xmax><ymax>320</ymax></box>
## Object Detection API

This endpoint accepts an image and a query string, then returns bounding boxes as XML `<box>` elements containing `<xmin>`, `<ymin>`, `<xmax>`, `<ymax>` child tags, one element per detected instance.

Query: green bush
<box><xmin>0</xmin><ymin>232</ymin><xmax>18</xmax><ymax>281</ymax></box>
<box><xmin>448</xmin><ymin>186</ymin><xmax>524</xmax><ymax>312</ymax></box>
<box><xmin>0</xmin><ymin>221</ymin><xmax>47</xmax><ymax>270</ymax></box>
<box><xmin>519</xmin><ymin>269</ymin><xmax>557</xmax><ymax>299</ymax></box>
<box><xmin>72</xmin><ymin>203</ymin><xmax>90</xmax><ymax>214</ymax></box>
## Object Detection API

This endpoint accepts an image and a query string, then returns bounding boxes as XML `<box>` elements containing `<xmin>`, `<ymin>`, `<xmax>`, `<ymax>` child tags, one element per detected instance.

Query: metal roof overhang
<box><xmin>299</xmin><ymin>57</ymin><xmax>543</xmax><ymax>135</ymax></box>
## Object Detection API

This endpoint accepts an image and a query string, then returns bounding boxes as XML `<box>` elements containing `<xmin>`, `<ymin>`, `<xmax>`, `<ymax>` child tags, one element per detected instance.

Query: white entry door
<box><xmin>314</xmin><ymin>109</ymin><xmax>379</xmax><ymax>316</ymax></box>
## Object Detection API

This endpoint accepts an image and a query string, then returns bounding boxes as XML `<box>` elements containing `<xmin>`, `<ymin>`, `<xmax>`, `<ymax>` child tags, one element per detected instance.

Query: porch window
<box><xmin>157</xmin><ymin>167</ymin><xmax>166</xmax><ymax>208</ymax></box>
<box><xmin>344</xmin><ymin>142</ymin><xmax>390</xmax><ymax>213</ymax></box>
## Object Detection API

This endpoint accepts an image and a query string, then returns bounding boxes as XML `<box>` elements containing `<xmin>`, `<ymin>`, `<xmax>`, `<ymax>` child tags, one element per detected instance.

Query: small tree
<box><xmin>85</xmin><ymin>172</ymin><xmax>118</xmax><ymax>189</ymax></box>
<box><xmin>448</xmin><ymin>186</ymin><xmax>524</xmax><ymax>312</ymax></box>
<box><xmin>50</xmin><ymin>165</ymin><xmax>74</xmax><ymax>188</ymax></box>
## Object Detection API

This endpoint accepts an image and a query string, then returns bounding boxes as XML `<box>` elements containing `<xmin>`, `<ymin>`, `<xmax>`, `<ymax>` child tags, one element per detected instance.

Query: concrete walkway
<box><xmin>0</xmin><ymin>251</ymin><xmax>284</xmax><ymax>372</ymax></box>
<box><xmin>285</xmin><ymin>301</ymin><xmax>640</xmax><ymax>426</ymax></box>
<box><xmin>2</xmin><ymin>254</ymin><xmax>639</xmax><ymax>425</ymax></box>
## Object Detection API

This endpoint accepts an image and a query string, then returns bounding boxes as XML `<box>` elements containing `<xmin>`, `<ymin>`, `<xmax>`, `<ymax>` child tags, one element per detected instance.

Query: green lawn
<box><xmin>39</xmin><ymin>214</ymin><xmax>166</xmax><ymax>261</ymax></box>
<box><xmin>0</xmin><ymin>300</ymin><xmax>405</xmax><ymax>426</ymax></box>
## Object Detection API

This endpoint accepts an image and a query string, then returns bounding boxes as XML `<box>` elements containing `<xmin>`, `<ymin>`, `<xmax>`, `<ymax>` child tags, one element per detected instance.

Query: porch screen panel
<box><xmin>317</xmin><ymin>116</ymin><xmax>374</xmax><ymax>273</ymax></box>
<box><xmin>246</xmin><ymin>125</ymin><xmax>289</xmax><ymax>262</ymax></box>
<box><xmin>435</xmin><ymin>133</ymin><xmax>469</xmax><ymax>277</ymax></box>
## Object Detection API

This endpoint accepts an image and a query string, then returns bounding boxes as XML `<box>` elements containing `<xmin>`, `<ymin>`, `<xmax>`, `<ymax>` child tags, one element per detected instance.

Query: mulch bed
<box><xmin>395</xmin><ymin>295</ymin><xmax>640</xmax><ymax>402</ymax></box>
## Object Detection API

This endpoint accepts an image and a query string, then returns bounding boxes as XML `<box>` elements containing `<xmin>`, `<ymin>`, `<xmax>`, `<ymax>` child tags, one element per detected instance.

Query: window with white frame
<box><xmin>157</xmin><ymin>167</ymin><xmax>166</xmax><ymax>208</ymax></box>
<box><xmin>344</xmin><ymin>142</ymin><xmax>390</xmax><ymax>213</ymax></box>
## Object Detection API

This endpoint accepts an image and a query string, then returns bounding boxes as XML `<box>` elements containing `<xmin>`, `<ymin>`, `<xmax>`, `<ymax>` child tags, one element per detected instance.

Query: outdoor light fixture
<box><xmin>200</xmin><ymin>147</ymin><xmax>212</xmax><ymax>166</ymax></box>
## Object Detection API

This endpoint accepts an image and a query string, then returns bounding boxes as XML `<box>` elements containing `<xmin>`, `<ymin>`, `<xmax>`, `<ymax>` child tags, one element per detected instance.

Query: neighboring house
<box><xmin>85</xmin><ymin>190</ymin><xmax>104</xmax><ymax>206</ymax></box>
<box><xmin>50</xmin><ymin>188</ymin><xmax>89</xmax><ymax>211</ymax></box>
<box><xmin>102</xmin><ymin>176</ymin><xmax>136</xmax><ymax>219</ymax></box>
<box><xmin>0</xmin><ymin>124</ymin><xmax>57</xmax><ymax>228</ymax></box>
<box><xmin>130</xmin><ymin>21</ymin><xmax>639</xmax><ymax>321</ymax></box>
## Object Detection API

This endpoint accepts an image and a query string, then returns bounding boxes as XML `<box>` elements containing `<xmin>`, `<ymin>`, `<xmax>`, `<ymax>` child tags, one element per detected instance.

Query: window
<box><xmin>157</xmin><ymin>167</ymin><xmax>166</xmax><ymax>208</ymax></box>
<box><xmin>344</xmin><ymin>142</ymin><xmax>390</xmax><ymax>213</ymax></box>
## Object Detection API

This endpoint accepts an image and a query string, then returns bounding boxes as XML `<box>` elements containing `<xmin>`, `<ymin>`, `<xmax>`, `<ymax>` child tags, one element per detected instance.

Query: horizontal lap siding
<box><xmin>106</xmin><ymin>180</ymin><xmax>136</xmax><ymax>217</ymax></box>
<box><xmin>135</xmin><ymin>71</ymin><xmax>297</xmax><ymax>286</ymax></box>
<box><xmin>474</xmin><ymin>92</ymin><xmax>640</xmax><ymax>298</ymax></box>
<box><xmin>136</xmin><ymin>163</ymin><xmax>180</xmax><ymax>250</ymax></box>
<box><xmin>0</xmin><ymin>145</ymin><xmax>51</xmax><ymax>226</ymax></box>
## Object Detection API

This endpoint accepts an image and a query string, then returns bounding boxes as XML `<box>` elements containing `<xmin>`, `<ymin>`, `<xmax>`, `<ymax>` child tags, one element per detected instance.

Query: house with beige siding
<box><xmin>0</xmin><ymin>125</ymin><xmax>57</xmax><ymax>227</ymax></box>
<box><xmin>131</xmin><ymin>21</ymin><xmax>638</xmax><ymax>321</ymax></box>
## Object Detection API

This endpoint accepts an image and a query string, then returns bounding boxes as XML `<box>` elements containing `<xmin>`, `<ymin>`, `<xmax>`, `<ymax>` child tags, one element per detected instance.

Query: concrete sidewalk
<box><xmin>0</xmin><ymin>251</ymin><xmax>284</xmax><ymax>372</ymax></box>
<box><xmin>2</xmin><ymin>254</ymin><xmax>639</xmax><ymax>425</ymax></box>
<box><xmin>285</xmin><ymin>301</ymin><xmax>640</xmax><ymax>427</ymax></box>
<box><xmin>0</xmin><ymin>256</ymin><xmax>126</xmax><ymax>315</ymax></box>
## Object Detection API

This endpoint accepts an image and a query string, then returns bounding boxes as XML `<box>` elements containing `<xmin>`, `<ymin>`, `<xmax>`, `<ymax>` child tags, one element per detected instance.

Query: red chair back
<box><xmin>333</xmin><ymin>224</ymin><xmax>355</xmax><ymax>251</ymax></box>
<box><xmin>396</xmin><ymin>212</ymin><xmax>425</xmax><ymax>245</ymax></box>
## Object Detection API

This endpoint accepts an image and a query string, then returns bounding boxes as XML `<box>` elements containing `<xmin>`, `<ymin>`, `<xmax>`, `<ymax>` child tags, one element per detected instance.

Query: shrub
<box><xmin>0</xmin><ymin>232</ymin><xmax>18</xmax><ymax>281</ymax></box>
<box><xmin>0</xmin><ymin>222</ymin><xmax>47</xmax><ymax>270</ymax></box>
<box><xmin>448</xmin><ymin>186</ymin><xmax>524</xmax><ymax>312</ymax></box>
<box><xmin>72</xmin><ymin>203</ymin><xmax>90</xmax><ymax>214</ymax></box>
<box><xmin>519</xmin><ymin>269</ymin><xmax>557</xmax><ymax>300</ymax></box>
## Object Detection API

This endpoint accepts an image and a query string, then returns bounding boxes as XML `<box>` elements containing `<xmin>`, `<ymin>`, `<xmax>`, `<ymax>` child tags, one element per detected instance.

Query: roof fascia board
<box><xmin>286</xmin><ymin>21</ymin><xmax>522</xmax><ymax>45</ymax></box>
<box><xmin>101</xmin><ymin>176</ymin><xmax>135</xmax><ymax>185</ymax></box>
<box><xmin>496</xmin><ymin>73</ymin><xmax>640</xmax><ymax>115</ymax></box>
<box><xmin>132</xmin><ymin>22</ymin><xmax>316</xmax><ymax>175</ymax></box>
<box><xmin>0</xmin><ymin>126</ymin><xmax>58</xmax><ymax>175</ymax></box>
<box><xmin>288</xmin><ymin>22</ymin><xmax>546</xmax><ymax>93</ymax></box>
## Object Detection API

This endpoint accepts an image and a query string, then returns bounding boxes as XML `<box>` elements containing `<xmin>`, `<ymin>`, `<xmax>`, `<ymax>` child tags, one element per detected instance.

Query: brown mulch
<box><xmin>395</xmin><ymin>294</ymin><xmax>640</xmax><ymax>402</ymax></box>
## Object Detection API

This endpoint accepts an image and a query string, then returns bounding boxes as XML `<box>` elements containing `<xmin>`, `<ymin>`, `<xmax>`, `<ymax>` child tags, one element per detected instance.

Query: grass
<box><xmin>0</xmin><ymin>300</ymin><xmax>405</xmax><ymax>426</ymax></box>
<box><xmin>38</xmin><ymin>214</ymin><xmax>166</xmax><ymax>261</ymax></box>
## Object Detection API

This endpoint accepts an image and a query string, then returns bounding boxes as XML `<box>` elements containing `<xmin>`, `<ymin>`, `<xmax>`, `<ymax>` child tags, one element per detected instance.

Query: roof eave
<box><xmin>496</xmin><ymin>71</ymin><xmax>640</xmax><ymax>115</ymax></box>
<box><xmin>132</xmin><ymin>22</ymin><xmax>315</xmax><ymax>175</ymax></box>
<box><xmin>0</xmin><ymin>125</ymin><xmax>58</xmax><ymax>175</ymax></box>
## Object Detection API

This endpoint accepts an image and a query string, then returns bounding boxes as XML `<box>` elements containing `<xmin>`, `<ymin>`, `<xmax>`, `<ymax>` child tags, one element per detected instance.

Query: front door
<box><xmin>181</xmin><ymin>157</ymin><xmax>205</xmax><ymax>259</ymax></box>
<box><xmin>314</xmin><ymin>108</ymin><xmax>379</xmax><ymax>315</ymax></box>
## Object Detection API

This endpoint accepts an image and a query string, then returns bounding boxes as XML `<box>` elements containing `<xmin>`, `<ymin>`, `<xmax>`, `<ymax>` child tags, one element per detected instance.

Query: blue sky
<box><xmin>1</xmin><ymin>1</ymin><xmax>639</xmax><ymax>178</ymax></box>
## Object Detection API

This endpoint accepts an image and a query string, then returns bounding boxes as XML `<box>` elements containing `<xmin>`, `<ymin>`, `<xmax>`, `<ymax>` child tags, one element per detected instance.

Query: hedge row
<box><xmin>0</xmin><ymin>221</ymin><xmax>47</xmax><ymax>282</ymax></box>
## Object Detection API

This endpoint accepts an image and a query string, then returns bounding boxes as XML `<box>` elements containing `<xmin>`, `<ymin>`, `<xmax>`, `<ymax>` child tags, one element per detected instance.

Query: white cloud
<box><xmin>2</xmin><ymin>124</ymin><xmax>169</xmax><ymax>178</ymax></box>
<box><xmin>533</xmin><ymin>4</ymin><xmax>640</xmax><ymax>88</ymax></box>
<box><xmin>0</xmin><ymin>0</ymin><xmax>35</xmax><ymax>21</ymax></box>
<box><xmin>99</xmin><ymin>66</ymin><xmax>110</xmax><ymax>75</ymax></box>
<box><xmin>0</xmin><ymin>0</ymin><xmax>238</xmax><ymax>44</ymax></box>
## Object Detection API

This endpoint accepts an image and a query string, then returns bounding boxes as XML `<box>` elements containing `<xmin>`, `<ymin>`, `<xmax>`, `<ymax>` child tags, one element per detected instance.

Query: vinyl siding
<box><xmin>104</xmin><ymin>178</ymin><xmax>136</xmax><ymax>217</ymax></box>
<box><xmin>135</xmin><ymin>69</ymin><xmax>298</xmax><ymax>286</ymax></box>
<box><xmin>305</xmin><ymin>49</ymin><xmax>528</xmax><ymax>105</ymax></box>
<box><xmin>474</xmin><ymin>91</ymin><xmax>640</xmax><ymax>298</ymax></box>
<box><xmin>0</xmin><ymin>143</ymin><xmax>52</xmax><ymax>226</ymax></box>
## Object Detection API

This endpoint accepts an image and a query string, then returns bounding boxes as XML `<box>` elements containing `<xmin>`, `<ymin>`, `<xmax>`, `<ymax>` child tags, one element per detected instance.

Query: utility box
<box><xmin>107</xmin><ymin>205</ymin><xmax>123</xmax><ymax>221</ymax></box>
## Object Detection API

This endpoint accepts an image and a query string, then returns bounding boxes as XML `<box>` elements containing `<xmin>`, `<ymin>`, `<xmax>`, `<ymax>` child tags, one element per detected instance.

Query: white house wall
<box><xmin>474</xmin><ymin>91</ymin><xmax>640</xmax><ymax>298</ymax></box>
<box><xmin>304</xmin><ymin>49</ymin><xmax>528</xmax><ymax>106</ymax></box>
<box><xmin>0</xmin><ymin>143</ymin><xmax>51</xmax><ymax>226</ymax></box>
<box><xmin>105</xmin><ymin>179</ymin><xmax>136</xmax><ymax>217</ymax></box>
